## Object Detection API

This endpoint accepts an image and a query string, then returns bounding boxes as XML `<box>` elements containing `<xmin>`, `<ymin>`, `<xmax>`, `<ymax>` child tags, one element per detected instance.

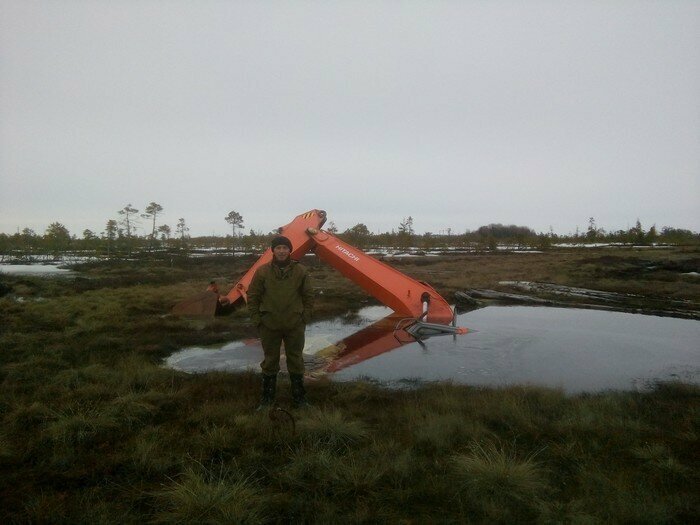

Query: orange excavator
<box><xmin>173</xmin><ymin>209</ymin><xmax>467</xmax><ymax>349</ymax></box>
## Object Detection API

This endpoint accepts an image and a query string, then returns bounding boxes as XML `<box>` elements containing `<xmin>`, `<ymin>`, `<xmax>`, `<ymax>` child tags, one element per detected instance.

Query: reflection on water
<box><xmin>335</xmin><ymin>306</ymin><xmax>700</xmax><ymax>393</ymax></box>
<box><xmin>166</xmin><ymin>305</ymin><xmax>700</xmax><ymax>393</ymax></box>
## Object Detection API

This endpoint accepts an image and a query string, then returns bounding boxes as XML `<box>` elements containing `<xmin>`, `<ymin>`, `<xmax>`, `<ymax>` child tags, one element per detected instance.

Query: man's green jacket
<box><xmin>247</xmin><ymin>261</ymin><xmax>314</xmax><ymax>330</ymax></box>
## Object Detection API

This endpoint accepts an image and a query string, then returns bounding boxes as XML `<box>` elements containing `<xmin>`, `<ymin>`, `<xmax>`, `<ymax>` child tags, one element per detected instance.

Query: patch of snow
<box><xmin>553</xmin><ymin>243</ymin><xmax>614</xmax><ymax>248</ymax></box>
<box><xmin>14</xmin><ymin>296</ymin><xmax>47</xmax><ymax>303</ymax></box>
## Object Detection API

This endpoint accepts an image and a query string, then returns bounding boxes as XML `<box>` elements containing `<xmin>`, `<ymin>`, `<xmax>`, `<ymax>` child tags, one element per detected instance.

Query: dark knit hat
<box><xmin>270</xmin><ymin>235</ymin><xmax>292</xmax><ymax>251</ymax></box>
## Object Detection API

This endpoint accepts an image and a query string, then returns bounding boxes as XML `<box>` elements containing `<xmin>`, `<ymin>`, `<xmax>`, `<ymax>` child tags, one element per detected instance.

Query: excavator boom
<box><xmin>307</xmin><ymin>228</ymin><xmax>454</xmax><ymax>324</ymax></box>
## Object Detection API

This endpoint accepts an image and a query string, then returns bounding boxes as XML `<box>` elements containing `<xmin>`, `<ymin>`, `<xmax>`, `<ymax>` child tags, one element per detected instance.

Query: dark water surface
<box><xmin>0</xmin><ymin>264</ymin><xmax>74</xmax><ymax>276</ymax></box>
<box><xmin>166</xmin><ymin>306</ymin><xmax>700</xmax><ymax>393</ymax></box>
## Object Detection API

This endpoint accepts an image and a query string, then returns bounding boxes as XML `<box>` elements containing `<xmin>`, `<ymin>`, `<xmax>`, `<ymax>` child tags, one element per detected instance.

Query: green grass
<box><xmin>1</xmin><ymin>255</ymin><xmax>699</xmax><ymax>523</ymax></box>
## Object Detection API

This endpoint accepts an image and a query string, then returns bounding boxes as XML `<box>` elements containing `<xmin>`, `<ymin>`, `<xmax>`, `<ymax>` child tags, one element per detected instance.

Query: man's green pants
<box><xmin>258</xmin><ymin>323</ymin><xmax>306</xmax><ymax>376</ymax></box>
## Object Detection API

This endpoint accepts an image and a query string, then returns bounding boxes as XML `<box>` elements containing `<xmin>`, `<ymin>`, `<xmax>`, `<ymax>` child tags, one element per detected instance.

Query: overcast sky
<box><xmin>1</xmin><ymin>1</ymin><xmax>698</xmax><ymax>238</ymax></box>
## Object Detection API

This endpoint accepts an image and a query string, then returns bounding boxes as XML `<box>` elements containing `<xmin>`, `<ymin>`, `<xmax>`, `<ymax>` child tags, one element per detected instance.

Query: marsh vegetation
<box><xmin>1</xmin><ymin>248</ymin><xmax>698</xmax><ymax>522</ymax></box>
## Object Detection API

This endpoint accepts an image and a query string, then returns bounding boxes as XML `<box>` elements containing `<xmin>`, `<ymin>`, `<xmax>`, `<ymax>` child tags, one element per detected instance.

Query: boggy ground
<box><xmin>0</xmin><ymin>247</ymin><xmax>698</xmax><ymax>523</ymax></box>
<box><xmin>306</xmin><ymin>246</ymin><xmax>700</xmax><ymax>321</ymax></box>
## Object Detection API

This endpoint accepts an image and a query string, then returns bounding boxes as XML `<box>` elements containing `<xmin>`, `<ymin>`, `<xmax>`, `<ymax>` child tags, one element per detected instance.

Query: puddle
<box><xmin>166</xmin><ymin>305</ymin><xmax>700</xmax><ymax>393</ymax></box>
<box><xmin>165</xmin><ymin>306</ymin><xmax>392</xmax><ymax>374</ymax></box>
<box><xmin>0</xmin><ymin>264</ymin><xmax>74</xmax><ymax>276</ymax></box>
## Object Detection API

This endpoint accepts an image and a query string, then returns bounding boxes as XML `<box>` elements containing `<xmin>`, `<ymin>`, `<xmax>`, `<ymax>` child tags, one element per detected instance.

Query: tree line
<box><xmin>0</xmin><ymin>206</ymin><xmax>698</xmax><ymax>261</ymax></box>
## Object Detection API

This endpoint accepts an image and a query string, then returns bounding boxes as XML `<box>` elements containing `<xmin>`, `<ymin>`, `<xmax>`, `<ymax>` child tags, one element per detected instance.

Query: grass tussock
<box><xmin>153</xmin><ymin>462</ymin><xmax>266</xmax><ymax>524</ymax></box>
<box><xmin>296</xmin><ymin>409</ymin><xmax>370</xmax><ymax>451</ymax></box>
<box><xmin>450</xmin><ymin>440</ymin><xmax>549</xmax><ymax>521</ymax></box>
<box><xmin>1</xmin><ymin>252</ymin><xmax>699</xmax><ymax>522</ymax></box>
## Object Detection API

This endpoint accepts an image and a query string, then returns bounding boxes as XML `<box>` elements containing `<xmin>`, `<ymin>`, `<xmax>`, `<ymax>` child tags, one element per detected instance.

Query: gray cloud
<box><xmin>1</xmin><ymin>1</ymin><xmax>698</xmax><ymax>237</ymax></box>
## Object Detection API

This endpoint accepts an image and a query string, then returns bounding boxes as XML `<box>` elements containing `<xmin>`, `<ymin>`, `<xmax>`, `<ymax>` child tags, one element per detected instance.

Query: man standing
<box><xmin>247</xmin><ymin>235</ymin><xmax>314</xmax><ymax>409</ymax></box>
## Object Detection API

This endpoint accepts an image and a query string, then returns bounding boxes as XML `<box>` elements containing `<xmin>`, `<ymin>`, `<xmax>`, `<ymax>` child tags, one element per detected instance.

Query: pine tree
<box><xmin>118</xmin><ymin>204</ymin><xmax>139</xmax><ymax>255</ymax></box>
<box><xmin>142</xmin><ymin>202</ymin><xmax>164</xmax><ymax>252</ymax></box>
<box><xmin>224</xmin><ymin>211</ymin><xmax>244</xmax><ymax>254</ymax></box>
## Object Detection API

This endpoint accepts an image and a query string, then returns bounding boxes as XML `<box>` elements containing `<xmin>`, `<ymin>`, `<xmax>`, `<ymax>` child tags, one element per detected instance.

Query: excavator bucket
<box><xmin>171</xmin><ymin>291</ymin><xmax>221</xmax><ymax>317</ymax></box>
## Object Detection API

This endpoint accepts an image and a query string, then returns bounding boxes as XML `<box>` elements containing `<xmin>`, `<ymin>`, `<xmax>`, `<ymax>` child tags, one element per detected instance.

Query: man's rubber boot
<box><xmin>256</xmin><ymin>374</ymin><xmax>277</xmax><ymax>411</ymax></box>
<box><xmin>290</xmin><ymin>374</ymin><xmax>311</xmax><ymax>409</ymax></box>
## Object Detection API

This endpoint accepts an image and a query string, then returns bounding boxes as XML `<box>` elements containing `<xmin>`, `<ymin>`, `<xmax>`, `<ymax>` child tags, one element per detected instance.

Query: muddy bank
<box><xmin>278</xmin><ymin>248</ymin><xmax>700</xmax><ymax>324</ymax></box>
<box><xmin>455</xmin><ymin>281</ymin><xmax>700</xmax><ymax>320</ymax></box>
